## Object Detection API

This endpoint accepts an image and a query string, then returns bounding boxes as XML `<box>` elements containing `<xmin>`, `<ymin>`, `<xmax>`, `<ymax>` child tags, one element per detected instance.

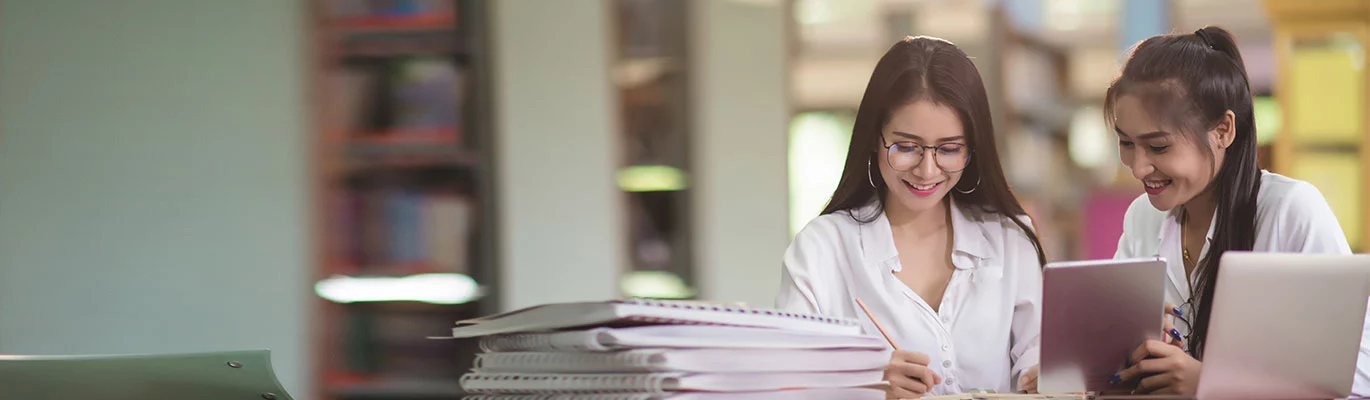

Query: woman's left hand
<box><xmin>1114</xmin><ymin>339</ymin><xmax>1202</xmax><ymax>395</ymax></box>
<box><xmin>1019</xmin><ymin>365</ymin><xmax>1039</xmax><ymax>393</ymax></box>
<box><xmin>1162</xmin><ymin>302</ymin><xmax>1185</xmax><ymax>349</ymax></box>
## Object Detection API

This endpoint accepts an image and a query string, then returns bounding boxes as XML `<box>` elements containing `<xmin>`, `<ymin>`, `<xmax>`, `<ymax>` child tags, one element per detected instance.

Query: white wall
<box><xmin>491</xmin><ymin>0</ymin><xmax>625</xmax><ymax>311</ymax></box>
<box><xmin>691</xmin><ymin>0</ymin><xmax>792</xmax><ymax>308</ymax></box>
<box><xmin>0</xmin><ymin>1</ymin><xmax>311</xmax><ymax>398</ymax></box>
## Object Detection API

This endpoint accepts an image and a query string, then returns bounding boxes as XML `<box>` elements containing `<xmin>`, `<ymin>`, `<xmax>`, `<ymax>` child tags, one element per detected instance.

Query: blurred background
<box><xmin>0</xmin><ymin>0</ymin><xmax>1365</xmax><ymax>399</ymax></box>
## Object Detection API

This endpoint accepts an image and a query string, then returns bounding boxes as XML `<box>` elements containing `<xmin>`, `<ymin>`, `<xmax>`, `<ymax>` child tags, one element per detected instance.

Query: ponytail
<box><xmin>1184</xmin><ymin>26</ymin><xmax>1262</xmax><ymax>359</ymax></box>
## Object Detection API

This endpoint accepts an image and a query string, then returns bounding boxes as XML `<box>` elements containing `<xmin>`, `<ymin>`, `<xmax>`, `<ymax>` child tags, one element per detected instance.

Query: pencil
<box><xmin>855</xmin><ymin>297</ymin><xmax>900</xmax><ymax>350</ymax></box>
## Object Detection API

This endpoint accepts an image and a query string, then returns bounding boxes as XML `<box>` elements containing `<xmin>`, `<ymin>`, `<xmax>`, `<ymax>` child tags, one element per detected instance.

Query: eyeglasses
<box><xmin>881</xmin><ymin>136</ymin><xmax>972</xmax><ymax>173</ymax></box>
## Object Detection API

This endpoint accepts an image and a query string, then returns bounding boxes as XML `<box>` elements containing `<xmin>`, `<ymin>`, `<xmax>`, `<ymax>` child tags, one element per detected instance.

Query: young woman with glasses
<box><xmin>776</xmin><ymin>36</ymin><xmax>1048</xmax><ymax>398</ymax></box>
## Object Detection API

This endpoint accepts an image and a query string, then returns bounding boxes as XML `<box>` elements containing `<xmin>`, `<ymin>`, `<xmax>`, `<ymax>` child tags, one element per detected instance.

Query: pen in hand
<box><xmin>855</xmin><ymin>298</ymin><xmax>900</xmax><ymax>350</ymax></box>
<box><xmin>855</xmin><ymin>298</ymin><xmax>943</xmax><ymax>397</ymax></box>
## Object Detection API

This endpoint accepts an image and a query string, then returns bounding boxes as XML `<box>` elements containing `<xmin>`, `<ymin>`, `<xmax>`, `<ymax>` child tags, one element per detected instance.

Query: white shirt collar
<box><xmin>1158</xmin><ymin>207</ymin><xmax>1217</xmax><ymax>243</ymax></box>
<box><xmin>855</xmin><ymin>198</ymin><xmax>998</xmax><ymax>271</ymax></box>
<box><xmin>1155</xmin><ymin>207</ymin><xmax>1217</xmax><ymax>299</ymax></box>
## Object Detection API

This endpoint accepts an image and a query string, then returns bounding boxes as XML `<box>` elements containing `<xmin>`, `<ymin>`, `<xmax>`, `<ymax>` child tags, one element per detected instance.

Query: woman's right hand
<box><xmin>884</xmin><ymin>349</ymin><xmax>942</xmax><ymax>399</ymax></box>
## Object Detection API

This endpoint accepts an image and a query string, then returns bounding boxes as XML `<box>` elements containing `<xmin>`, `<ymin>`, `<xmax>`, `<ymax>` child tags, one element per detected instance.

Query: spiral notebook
<box><xmin>458</xmin><ymin>371</ymin><xmax>885</xmax><ymax>394</ymax></box>
<box><xmin>439</xmin><ymin>299</ymin><xmax>862</xmax><ymax>338</ymax></box>
<box><xmin>919</xmin><ymin>394</ymin><xmax>1090</xmax><ymax>400</ymax></box>
<box><xmin>459</xmin><ymin>387</ymin><xmax>887</xmax><ymax>399</ymax></box>
<box><xmin>472</xmin><ymin>348</ymin><xmax>888</xmax><ymax>373</ymax></box>
<box><xmin>477</xmin><ymin>325</ymin><xmax>886</xmax><ymax>353</ymax></box>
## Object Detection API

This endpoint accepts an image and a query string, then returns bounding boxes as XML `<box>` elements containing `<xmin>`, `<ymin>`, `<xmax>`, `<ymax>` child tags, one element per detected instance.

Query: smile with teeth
<box><xmin>903</xmin><ymin>179</ymin><xmax>942</xmax><ymax>192</ymax></box>
<box><xmin>1144</xmin><ymin>179</ymin><xmax>1172</xmax><ymax>189</ymax></box>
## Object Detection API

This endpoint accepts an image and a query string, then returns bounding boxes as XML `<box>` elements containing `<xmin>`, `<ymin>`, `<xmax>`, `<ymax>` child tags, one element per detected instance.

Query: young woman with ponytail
<box><xmin>1107</xmin><ymin>26</ymin><xmax>1365</xmax><ymax>395</ymax></box>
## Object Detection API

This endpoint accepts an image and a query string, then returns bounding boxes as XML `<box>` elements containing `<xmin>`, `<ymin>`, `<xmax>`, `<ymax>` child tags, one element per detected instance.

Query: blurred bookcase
<box><xmin>1265</xmin><ymin>0</ymin><xmax>1370</xmax><ymax>252</ymax></box>
<box><xmin>613</xmin><ymin>0</ymin><xmax>697</xmax><ymax>300</ymax></box>
<box><xmin>307</xmin><ymin>0</ymin><xmax>496</xmax><ymax>399</ymax></box>
<box><xmin>988</xmin><ymin>8</ymin><xmax>1083</xmax><ymax>262</ymax></box>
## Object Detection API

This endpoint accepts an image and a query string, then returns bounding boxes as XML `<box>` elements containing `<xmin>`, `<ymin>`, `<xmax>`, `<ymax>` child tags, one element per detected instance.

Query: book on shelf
<box><xmin>391</xmin><ymin>57</ymin><xmax>463</xmax><ymax>132</ymax></box>
<box><xmin>337</xmin><ymin>189</ymin><xmax>473</xmax><ymax>276</ymax></box>
<box><xmin>330</xmin><ymin>59</ymin><xmax>465</xmax><ymax>146</ymax></box>
<box><xmin>327</xmin><ymin>0</ymin><xmax>457</xmax><ymax>29</ymax></box>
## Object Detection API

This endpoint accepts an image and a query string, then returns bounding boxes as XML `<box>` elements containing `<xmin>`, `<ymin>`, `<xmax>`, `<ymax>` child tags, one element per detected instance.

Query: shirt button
<box><xmin>941</xmin><ymin>344</ymin><xmax>950</xmax><ymax>351</ymax></box>
<box><xmin>943</xmin><ymin>360</ymin><xmax>952</xmax><ymax>368</ymax></box>
<box><xmin>941</xmin><ymin>315</ymin><xmax>951</xmax><ymax>323</ymax></box>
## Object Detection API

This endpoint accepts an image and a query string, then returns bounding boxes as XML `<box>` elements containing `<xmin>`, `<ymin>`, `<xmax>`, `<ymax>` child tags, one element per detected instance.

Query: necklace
<box><xmin>1181</xmin><ymin>210</ymin><xmax>1194</xmax><ymax>266</ymax></box>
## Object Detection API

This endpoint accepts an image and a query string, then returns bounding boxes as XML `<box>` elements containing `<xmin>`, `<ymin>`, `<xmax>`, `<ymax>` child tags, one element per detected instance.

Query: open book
<box><xmin>473</xmin><ymin>348</ymin><xmax>888</xmax><ymax>373</ymax></box>
<box><xmin>477</xmin><ymin>325</ymin><xmax>886</xmax><ymax>353</ymax></box>
<box><xmin>439</xmin><ymin>299</ymin><xmax>863</xmax><ymax>338</ymax></box>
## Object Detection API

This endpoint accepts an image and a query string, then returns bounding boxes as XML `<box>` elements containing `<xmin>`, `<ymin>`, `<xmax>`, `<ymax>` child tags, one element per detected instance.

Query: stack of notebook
<box><xmin>435</xmin><ymin>299</ymin><xmax>891</xmax><ymax>399</ymax></box>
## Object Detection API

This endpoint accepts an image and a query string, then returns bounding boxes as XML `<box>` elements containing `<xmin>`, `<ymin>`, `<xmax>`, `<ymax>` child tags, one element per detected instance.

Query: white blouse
<box><xmin>776</xmin><ymin>200</ymin><xmax>1043</xmax><ymax>395</ymax></box>
<box><xmin>1114</xmin><ymin>170</ymin><xmax>1369</xmax><ymax>395</ymax></box>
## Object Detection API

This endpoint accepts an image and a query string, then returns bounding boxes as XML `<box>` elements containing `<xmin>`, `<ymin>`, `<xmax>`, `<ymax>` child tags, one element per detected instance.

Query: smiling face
<box><xmin>1112</xmin><ymin>94</ymin><xmax>1229</xmax><ymax>211</ymax></box>
<box><xmin>877</xmin><ymin>100</ymin><xmax>969</xmax><ymax>215</ymax></box>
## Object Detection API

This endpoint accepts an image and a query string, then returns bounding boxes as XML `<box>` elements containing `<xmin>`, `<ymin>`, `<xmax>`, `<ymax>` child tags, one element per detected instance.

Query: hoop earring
<box><xmin>955</xmin><ymin>175</ymin><xmax>980</xmax><ymax>194</ymax></box>
<box><xmin>867</xmin><ymin>158</ymin><xmax>879</xmax><ymax>189</ymax></box>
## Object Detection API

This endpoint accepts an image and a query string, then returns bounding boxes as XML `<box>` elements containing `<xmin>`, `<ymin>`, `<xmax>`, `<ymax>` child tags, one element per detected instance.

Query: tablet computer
<box><xmin>1038</xmin><ymin>257</ymin><xmax>1167</xmax><ymax>393</ymax></box>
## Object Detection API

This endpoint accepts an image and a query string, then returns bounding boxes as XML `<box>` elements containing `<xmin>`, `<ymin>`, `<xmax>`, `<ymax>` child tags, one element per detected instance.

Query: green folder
<box><xmin>0</xmin><ymin>349</ymin><xmax>294</xmax><ymax>399</ymax></box>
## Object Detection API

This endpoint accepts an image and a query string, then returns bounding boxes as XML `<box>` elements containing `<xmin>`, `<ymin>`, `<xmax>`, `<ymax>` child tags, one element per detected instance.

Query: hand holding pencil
<box><xmin>857</xmin><ymin>298</ymin><xmax>942</xmax><ymax>399</ymax></box>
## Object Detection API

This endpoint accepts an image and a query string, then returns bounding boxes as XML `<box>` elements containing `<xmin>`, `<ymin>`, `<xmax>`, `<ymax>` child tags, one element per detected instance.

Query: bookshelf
<box><xmin>988</xmin><ymin>8</ymin><xmax>1083</xmax><ymax>261</ymax></box>
<box><xmin>613</xmin><ymin>0</ymin><xmax>696</xmax><ymax>299</ymax></box>
<box><xmin>1264</xmin><ymin>0</ymin><xmax>1370</xmax><ymax>253</ymax></box>
<box><xmin>308</xmin><ymin>0</ymin><xmax>496</xmax><ymax>399</ymax></box>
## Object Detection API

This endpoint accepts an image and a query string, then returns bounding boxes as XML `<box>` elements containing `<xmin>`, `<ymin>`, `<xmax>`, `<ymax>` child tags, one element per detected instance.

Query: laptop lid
<box><xmin>1197</xmin><ymin>252</ymin><xmax>1370</xmax><ymax>400</ymax></box>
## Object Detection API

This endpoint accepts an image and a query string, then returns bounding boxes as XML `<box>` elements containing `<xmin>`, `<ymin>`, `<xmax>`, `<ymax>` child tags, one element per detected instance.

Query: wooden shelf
<box><xmin>346</xmin><ymin>143</ymin><xmax>473</xmax><ymax>157</ymax></box>
<box><xmin>342</xmin><ymin>144</ymin><xmax>482</xmax><ymax>175</ymax></box>
<box><xmin>341</xmin><ymin>300</ymin><xmax>481</xmax><ymax>313</ymax></box>
<box><xmin>330</xmin><ymin>16</ymin><xmax>457</xmax><ymax>34</ymax></box>
<box><xmin>1265</xmin><ymin>0</ymin><xmax>1370</xmax><ymax>252</ymax></box>
<box><xmin>334</xmin><ymin>26</ymin><xmax>456</xmax><ymax>36</ymax></box>
<box><xmin>339</xmin><ymin>45</ymin><xmax>468</xmax><ymax>59</ymax></box>
<box><xmin>330</xmin><ymin>17</ymin><xmax>466</xmax><ymax>59</ymax></box>
<box><xmin>336</xmin><ymin>36</ymin><xmax>470</xmax><ymax>59</ymax></box>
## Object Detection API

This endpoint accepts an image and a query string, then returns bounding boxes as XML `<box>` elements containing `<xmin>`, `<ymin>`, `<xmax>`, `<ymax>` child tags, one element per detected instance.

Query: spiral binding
<box><xmin>620</xmin><ymin>299</ymin><xmax>858</xmax><ymax>327</ymax></box>
<box><xmin>459</xmin><ymin>373</ymin><xmax>678</xmax><ymax>394</ymax></box>
<box><xmin>462</xmin><ymin>394</ymin><xmax>666</xmax><ymax>400</ymax></box>
<box><xmin>474</xmin><ymin>351</ymin><xmax>662</xmax><ymax>373</ymax></box>
<box><xmin>479</xmin><ymin>328</ymin><xmax>612</xmax><ymax>353</ymax></box>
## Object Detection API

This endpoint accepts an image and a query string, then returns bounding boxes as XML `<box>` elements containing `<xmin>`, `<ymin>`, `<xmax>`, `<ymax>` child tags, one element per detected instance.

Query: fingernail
<box><xmin>1173</xmin><ymin>307</ymin><xmax>1184</xmax><ymax>317</ymax></box>
<box><xmin>1171</xmin><ymin>329</ymin><xmax>1182</xmax><ymax>341</ymax></box>
<box><xmin>1109</xmin><ymin>374</ymin><xmax>1121</xmax><ymax>385</ymax></box>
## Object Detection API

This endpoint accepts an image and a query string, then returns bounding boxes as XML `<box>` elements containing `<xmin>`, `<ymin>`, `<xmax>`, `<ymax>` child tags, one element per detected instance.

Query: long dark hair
<box><xmin>1103</xmin><ymin>26</ymin><xmax>1261</xmax><ymax>358</ymax></box>
<box><xmin>821</xmin><ymin>36</ymin><xmax>1046</xmax><ymax>267</ymax></box>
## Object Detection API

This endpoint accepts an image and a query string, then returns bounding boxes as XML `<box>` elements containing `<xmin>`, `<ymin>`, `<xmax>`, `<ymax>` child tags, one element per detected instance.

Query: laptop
<box><xmin>1196</xmin><ymin>252</ymin><xmax>1370</xmax><ymax>400</ymax></box>
<box><xmin>1039</xmin><ymin>257</ymin><xmax>1168</xmax><ymax>393</ymax></box>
